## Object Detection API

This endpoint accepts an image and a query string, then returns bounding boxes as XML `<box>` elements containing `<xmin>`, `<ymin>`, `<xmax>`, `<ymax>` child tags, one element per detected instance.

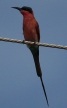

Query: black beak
<box><xmin>11</xmin><ymin>7</ymin><xmax>21</xmax><ymax>11</ymax></box>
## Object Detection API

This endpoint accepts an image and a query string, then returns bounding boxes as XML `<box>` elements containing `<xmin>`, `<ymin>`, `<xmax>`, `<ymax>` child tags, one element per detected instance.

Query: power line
<box><xmin>0</xmin><ymin>37</ymin><xmax>67</xmax><ymax>50</ymax></box>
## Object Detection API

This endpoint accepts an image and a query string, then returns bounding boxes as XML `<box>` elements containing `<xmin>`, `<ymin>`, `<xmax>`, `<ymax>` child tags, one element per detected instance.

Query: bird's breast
<box><xmin>23</xmin><ymin>18</ymin><xmax>38</xmax><ymax>41</ymax></box>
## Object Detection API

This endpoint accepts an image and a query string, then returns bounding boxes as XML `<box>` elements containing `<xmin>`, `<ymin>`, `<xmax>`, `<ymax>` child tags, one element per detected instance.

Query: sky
<box><xmin>0</xmin><ymin>0</ymin><xmax>67</xmax><ymax>108</ymax></box>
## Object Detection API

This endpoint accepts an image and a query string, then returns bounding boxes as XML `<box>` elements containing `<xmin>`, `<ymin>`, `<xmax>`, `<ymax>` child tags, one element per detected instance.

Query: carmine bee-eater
<box><xmin>12</xmin><ymin>6</ymin><xmax>49</xmax><ymax>106</ymax></box>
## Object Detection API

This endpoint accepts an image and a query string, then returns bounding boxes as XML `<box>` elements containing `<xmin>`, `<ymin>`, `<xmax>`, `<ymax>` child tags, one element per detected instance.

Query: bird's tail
<box><xmin>40</xmin><ymin>76</ymin><xmax>49</xmax><ymax>106</ymax></box>
<box><xmin>33</xmin><ymin>55</ymin><xmax>42</xmax><ymax>77</ymax></box>
<box><xmin>33</xmin><ymin>55</ymin><xmax>49</xmax><ymax>106</ymax></box>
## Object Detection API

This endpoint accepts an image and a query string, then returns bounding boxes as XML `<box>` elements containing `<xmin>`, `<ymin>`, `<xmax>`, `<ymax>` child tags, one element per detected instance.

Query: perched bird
<box><xmin>12</xmin><ymin>6</ymin><xmax>49</xmax><ymax>106</ymax></box>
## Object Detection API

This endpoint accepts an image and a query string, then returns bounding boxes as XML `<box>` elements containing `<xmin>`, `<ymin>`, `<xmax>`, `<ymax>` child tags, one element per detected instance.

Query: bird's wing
<box><xmin>35</xmin><ymin>21</ymin><xmax>40</xmax><ymax>42</ymax></box>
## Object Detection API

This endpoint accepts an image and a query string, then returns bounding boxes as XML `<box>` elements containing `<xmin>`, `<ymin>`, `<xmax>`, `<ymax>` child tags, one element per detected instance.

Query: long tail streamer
<box><xmin>40</xmin><ymin>76</ymin><xmax>49</xmax><ymax>106</ymax></box>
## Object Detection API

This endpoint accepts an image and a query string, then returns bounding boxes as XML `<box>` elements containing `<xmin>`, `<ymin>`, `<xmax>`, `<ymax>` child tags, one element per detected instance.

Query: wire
<box><xmin>0</xmin><ymin>37</ymin><xmax>67</xmax><ymax>50</ymax></box>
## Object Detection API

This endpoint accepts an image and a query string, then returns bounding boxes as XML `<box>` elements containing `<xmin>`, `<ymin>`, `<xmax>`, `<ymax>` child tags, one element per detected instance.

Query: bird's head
<box><xmin>11</xmin><ymin>6</ymin><xmax>33</xmax><ymax>17</ymax></box>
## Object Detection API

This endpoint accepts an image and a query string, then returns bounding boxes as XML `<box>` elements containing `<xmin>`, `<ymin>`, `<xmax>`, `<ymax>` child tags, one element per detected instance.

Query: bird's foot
<box><xmin>23</xmin><ymin>40</ymin><xmax>25</xmax><ymax>43</ymax></box>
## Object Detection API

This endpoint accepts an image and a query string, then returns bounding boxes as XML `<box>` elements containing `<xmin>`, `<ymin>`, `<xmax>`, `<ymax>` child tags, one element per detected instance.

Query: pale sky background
<box><xmin>0</xmin><ymin>0</ymin><xmax>67</xmax><ymax>108</ymax></box>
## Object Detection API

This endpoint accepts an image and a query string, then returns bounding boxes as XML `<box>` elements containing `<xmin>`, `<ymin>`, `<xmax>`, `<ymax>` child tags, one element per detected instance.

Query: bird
<box><xmin>11</xmin><ymin>6</ymin><xmax>49</xmax><ymax>106</ymax></box>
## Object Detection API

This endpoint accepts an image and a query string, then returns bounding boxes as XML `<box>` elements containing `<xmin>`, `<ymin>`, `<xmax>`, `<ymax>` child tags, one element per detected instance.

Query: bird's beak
<box><xmin>11</xmin><ymin>7</ymin><xmax>21</xmax><ymax>11</ymax></box>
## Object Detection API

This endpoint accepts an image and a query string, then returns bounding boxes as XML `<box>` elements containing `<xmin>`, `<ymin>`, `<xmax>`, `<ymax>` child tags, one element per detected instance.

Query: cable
<box><xmin>0</xmin><ymin>37</ymin><xmax>67</xmax><ymax>50</ymax></box>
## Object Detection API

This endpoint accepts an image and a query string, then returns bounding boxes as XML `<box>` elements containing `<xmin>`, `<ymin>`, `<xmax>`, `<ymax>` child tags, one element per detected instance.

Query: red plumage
<box><xmin>12</xmin><ymin>6</ymin><xmax>49</xmax><ymax>106</ymax></box>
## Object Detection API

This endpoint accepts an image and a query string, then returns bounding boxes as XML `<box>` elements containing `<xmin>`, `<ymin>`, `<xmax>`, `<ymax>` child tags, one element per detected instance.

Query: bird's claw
<box><xmin>34</xmin><ymin>41</ymin><xmax>37</xmax><ymax>45</ymax></box>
